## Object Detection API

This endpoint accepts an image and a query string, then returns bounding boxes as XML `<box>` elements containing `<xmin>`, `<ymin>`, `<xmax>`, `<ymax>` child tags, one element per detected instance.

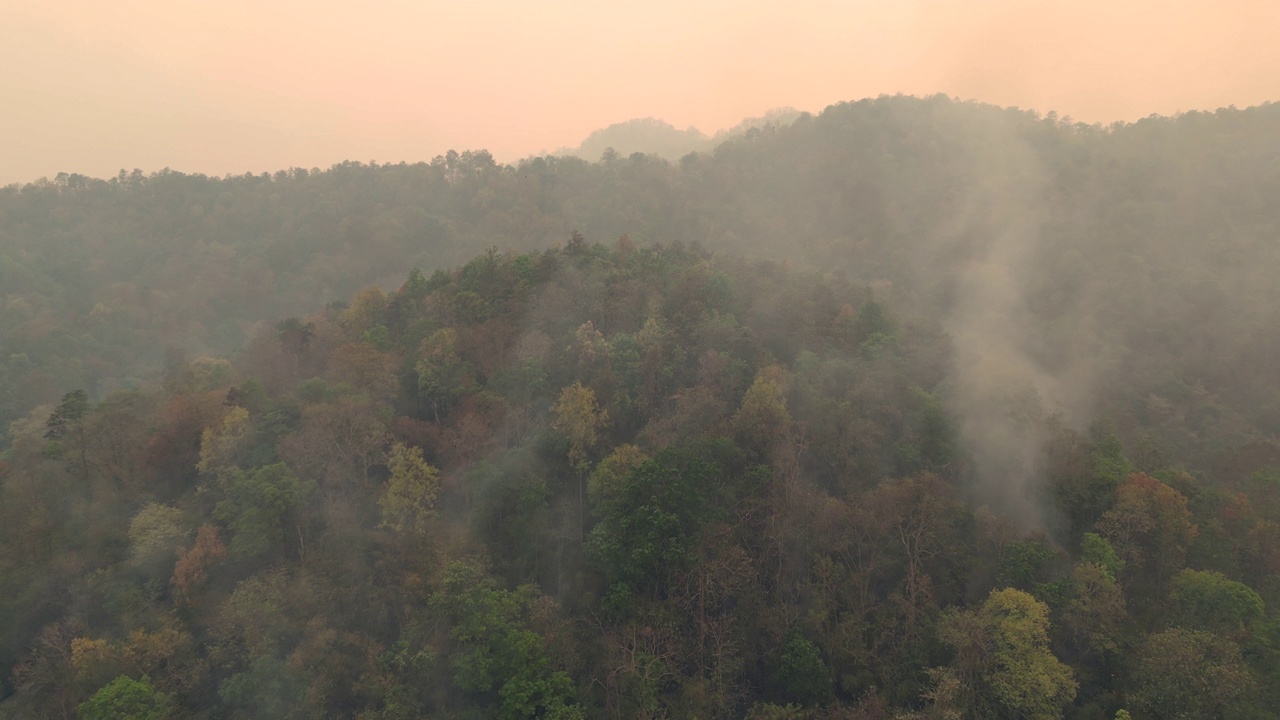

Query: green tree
<box><xmin>996</xmin><ymin>540</ymin><xmax>1056</xmax><ymax>592</ymax></box>
<box><xmin>854</xmin><ymin>297</ymin><xmax>893</xmax><ymax>342</ymax></box>
<box><xmin>44</xmin><ymin>388</ymin><xmax>91</xmax><ymax>484</ymax></box>
<box><xmin>77</xmin><ymin>675</ymin><xmax>174</xmax><ymax>720</ymax></box>
<box><xmin>214</xmin><ymin>463</ymin><xmax>311</xmax><ymax>559</ymax></box>
<box><xmin>432</xmin><ymin>560</ymin><xmax>583</xmax><ymax>720</ymax></box>
<box><xmin>1060</xmin><ymin>562</ymin><xmax>1126</xmax><ymax>658</ymax></box>
<box><xmin>44</xmin><ymin>389</ymin><xmax>89</xmax><ymax>442</ymax></box>
<box><xmin>416</xmin><ymin>328</ymin><xmax>472</xmax><ymax>422</ymax></box>
<box><xmin>1169</xmin><ymin>569</ymin><xmax>1264</xmax><ymax>638</ymax></box>
<box><xmin>218</xmin><ymin>655</ymin><xmax>305</xmax><ymax>720</ymax></box>
<box><xmin>587</xmin><ymin>446</ymin><xmax>727</xmax><ymax>597</ymax></box>
<box><xmin>1052</xmin><ymin>431</ymin><xmax>1132</xmax><ymax>538</ymax></box>
<box><xmin>275</xmin><ymin>317</ymin><xmax>315</xmax><ymax>356</ymax></box>
<box><xmin>401</xmin><ymin>267</ymin><xmax>431</xmax><ymax>300</ymax></box>
<box><xmin>1129</xmin><ymin>628</ymin><xmax>1252</xmax><ymax>720</ymax></box>
<box><xmin>1080</xmin><ymin>532</ymin><xmax>1124</xmax><ymax>580</ymax></box>
<box><xmin>587</xmin><ymin>444</ymin><xmax>648</xmax><ymax>517</ymax></box>
<box><xmin>275</xmin><ymin>317</ymin><xmax>315</xmax><ymax>380</ymax></box>
<box><xmin>773</xmin><ymin>632</ymin><xmax>833</xmax><ymax>706</ymax></box>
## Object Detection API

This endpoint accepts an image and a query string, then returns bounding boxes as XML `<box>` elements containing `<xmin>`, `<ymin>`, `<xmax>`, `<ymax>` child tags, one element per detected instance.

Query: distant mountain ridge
<box><xmin>562</xmin><ymin>107</ymin><xmax>803</xmax><ymax>161</ymax></box>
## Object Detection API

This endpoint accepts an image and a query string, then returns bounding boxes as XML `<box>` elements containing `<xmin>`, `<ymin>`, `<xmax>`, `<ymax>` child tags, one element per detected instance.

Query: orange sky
<box><xmin>3</xmin><ymin>0</ymin><xmax>1278</xmax><ymax>184</ymax></box>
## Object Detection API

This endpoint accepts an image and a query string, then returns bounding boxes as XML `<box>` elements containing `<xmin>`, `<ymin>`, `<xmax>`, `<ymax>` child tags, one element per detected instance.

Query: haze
<box><xmin>3</xmin><ymin>0</ymin><xmax>1278</xmax><ymax>185</ymax></box>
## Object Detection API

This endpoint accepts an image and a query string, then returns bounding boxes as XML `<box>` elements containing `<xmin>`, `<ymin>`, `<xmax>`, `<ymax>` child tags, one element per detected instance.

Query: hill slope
<box><xmin>4</xmin><ymin>242</ymin><xmax>1279</xmax><ymax>718</ymax></box>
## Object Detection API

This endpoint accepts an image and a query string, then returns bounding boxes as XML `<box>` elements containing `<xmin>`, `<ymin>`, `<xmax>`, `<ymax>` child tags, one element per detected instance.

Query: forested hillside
<box><xmin>3</xmin><ymin>95</ymin><xmax>1280</xmax><ymax>718</ymax></box>
<box><xmin>2</xmin><ymin>241</ymin><xmax>1280</xmax><ymax>719</ymax></box>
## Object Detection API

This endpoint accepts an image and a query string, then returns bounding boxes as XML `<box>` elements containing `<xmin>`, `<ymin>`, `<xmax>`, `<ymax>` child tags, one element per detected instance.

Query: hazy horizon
<box><xmin>4</xmin><ymin>0</ymin><xmax>1279</xmax><ymax>185</ymax></box>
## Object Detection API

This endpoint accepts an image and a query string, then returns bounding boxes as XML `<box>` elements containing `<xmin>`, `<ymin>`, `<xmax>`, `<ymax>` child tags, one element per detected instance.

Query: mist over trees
<box><xmin>3</xmin><ymin>95</ymin><xmax>1280</xmax><ymax>718</ymax></box>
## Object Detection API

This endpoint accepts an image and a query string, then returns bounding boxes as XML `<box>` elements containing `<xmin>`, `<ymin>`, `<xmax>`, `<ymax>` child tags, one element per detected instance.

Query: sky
<box><xmin>2</xmin><ymin>0</ymin><xmax>1278</xmax><ymax>184</ymax></box>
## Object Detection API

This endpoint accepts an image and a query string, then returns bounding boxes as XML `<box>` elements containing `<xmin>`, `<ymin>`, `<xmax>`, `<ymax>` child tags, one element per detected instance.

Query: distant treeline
<box><xmin>3</xmin><ymin>96</ymin><xmax>1278</xmax><ymax>473</ymax></box>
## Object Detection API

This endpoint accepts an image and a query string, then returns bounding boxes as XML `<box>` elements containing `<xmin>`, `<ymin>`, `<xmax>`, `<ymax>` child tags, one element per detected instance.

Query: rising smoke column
<box><xmin>940</xmin><ymin>115</ymin><xmax>1105</xmax><ymax>526</ymax></box>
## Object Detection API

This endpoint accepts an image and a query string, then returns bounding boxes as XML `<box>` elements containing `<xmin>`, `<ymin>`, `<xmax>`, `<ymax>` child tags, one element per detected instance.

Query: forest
<box><xmin>2</xmin><ymin>95</ymin><xmax>1280</xmax><ymax>719</ymax></box>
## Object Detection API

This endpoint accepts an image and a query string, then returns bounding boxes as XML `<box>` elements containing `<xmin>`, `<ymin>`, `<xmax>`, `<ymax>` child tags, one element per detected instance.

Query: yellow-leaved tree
<box><xmin>732</xmin><ymin>365</ymin><xmax>792</xmax><ymax>454</ymax></box>
<box><xmin>379</xmin><ymin>442</ymin><xmax>440</xmax><ymax>536</ymax></box>
<box><xmin>553</xmin><ymin>382</ymin><xmax>608</xmax><ymax>540</ymax></box>
<box><xmin>937</xmin><ymin>588</ymin><xmax>1077</xmax><ymax>719</ymax></box>
<box><xmin>196</xmin><ymin>406</ymin><xmax>252</xmax><ymax>479</ymax></box>
<box><xmin>553</xmin><ymin>382</ymin><xmax>608</xmax><ymax>471</ymax></box>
